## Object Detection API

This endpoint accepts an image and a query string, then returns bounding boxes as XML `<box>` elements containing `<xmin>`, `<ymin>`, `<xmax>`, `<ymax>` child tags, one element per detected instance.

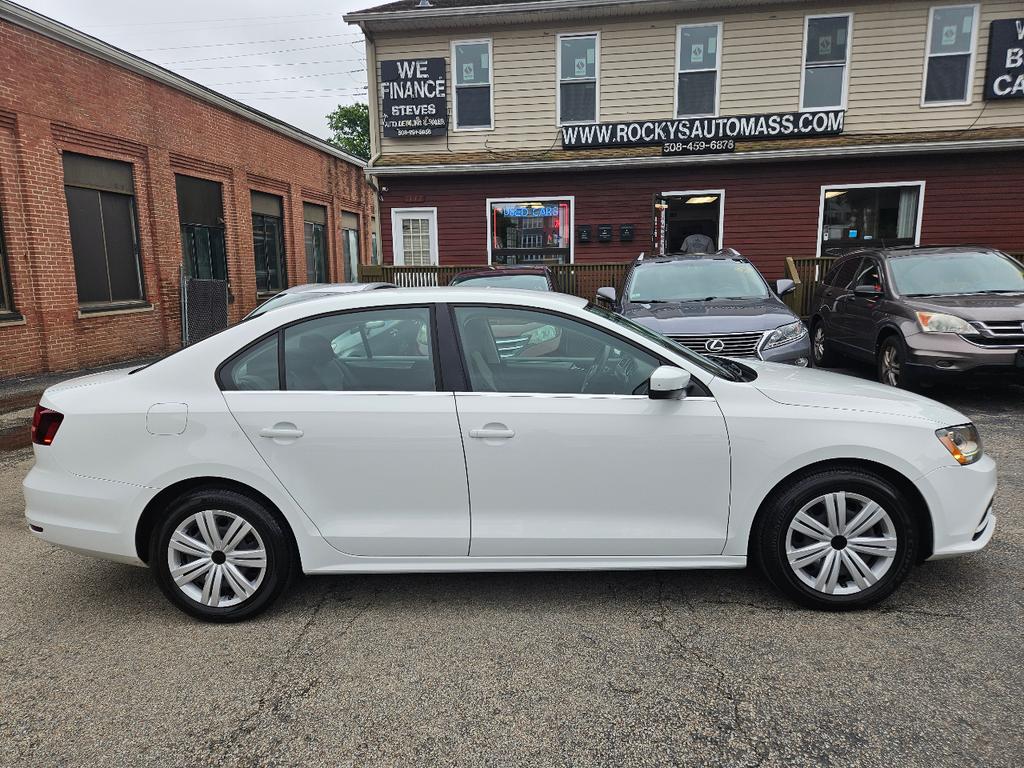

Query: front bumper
<box><xmin>23</xmin><ymin>461</ymin><xmax>150</xmax><ymax>566</ymax></box>
<box><xmin>906</xmin><ymin>331</ymin><xmax>1024</xmax><ymax>376</ymax></box>
<box><xmin>917</xmin><ymin>454</ymin><xmax>998</xmax><ymax>560</ymax></box>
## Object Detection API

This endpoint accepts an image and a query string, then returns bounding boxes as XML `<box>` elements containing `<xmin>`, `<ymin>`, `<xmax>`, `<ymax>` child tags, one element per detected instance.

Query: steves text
<box><xmin>380</xmin><ymin>58</ymin><xmax>448</xmax><ymax>137</ymax></box>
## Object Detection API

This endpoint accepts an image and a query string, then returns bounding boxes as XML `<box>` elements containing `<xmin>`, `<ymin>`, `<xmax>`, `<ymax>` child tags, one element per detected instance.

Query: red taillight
<box><xmin>31</xmin><ymin>406</ymin><xmax>64</xmax><ymax>446</ymax></box>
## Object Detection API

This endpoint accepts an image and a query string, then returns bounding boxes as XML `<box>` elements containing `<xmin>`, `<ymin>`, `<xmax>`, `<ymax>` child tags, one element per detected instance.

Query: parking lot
<box><xmin>1</xmin><ymin>368</ymin><xmax>1022</xmax><ymax>768</ymax></box>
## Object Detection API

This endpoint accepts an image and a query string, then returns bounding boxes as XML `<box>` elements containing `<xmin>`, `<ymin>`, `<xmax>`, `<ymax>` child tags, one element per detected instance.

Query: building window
<box><xmin>341</xmin><ymin>211</ymin><xmax>360</xmax><ymax>283</ymax></box>
<box><xmin>676</xmin><ymin>23</ymin><xmax>721</xmax><ymax>117</ymax></box>
<box><xmin>820</xmin><ymin>183</ymin><xmax>923</xmax><ymax>255</ymax></box>
<box><xmin>453</xmin><ymin>39</ymin><xmax>492</xmax><ymax>130</ymax></box>
<box><xmin>488</xmin><ymin>198</ymin><xmax>572</xmax><ymax>265</ymax></box>
<box><xmin>0</xmin><ymin>210</ymin><xmax>13</xmax><ymax>317</ymax></box>
<box><xmin>557</xmin><ymin>33</ymin><xmax>598</xmax><ymax>125</ymax></box>
<box><xmin>251</xmin><ymin>191</ymin><xmax>286</xmax><ymax>294</ymax></box>
<box><xmin>303</xmin><ymin>203</ymin><xmax>328</xmax><ymax>283</ymax></box>
<box><xmin>923</xmin><ymin>5</ymin><xmax>978</xmax><ymax>105</ymax></box>
<box><xmin>176</xmin><ymin>175</ymin><xmax>227</xmax><ymax>281</ymax></box>
<box><xmin>62</xmin><ymin>153</ymin><xmax>144</xmax><ymax>307</ymax></box>
<box><xmin>801</xmin><ymin>14</ymin><xmax>851</xmax><ymax>110</ymax></box>
<box><xmin>391</xmin><ymin>208</ymin><xmax>438</xmax><ymax>266</ymax></box>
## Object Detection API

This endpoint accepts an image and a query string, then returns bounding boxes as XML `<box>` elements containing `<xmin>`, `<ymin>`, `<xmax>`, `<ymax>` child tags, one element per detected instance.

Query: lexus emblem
<box><xmin>705</xmin><ymin>338</ymin><xmax>726</xmax><ymax>353</ymax></box>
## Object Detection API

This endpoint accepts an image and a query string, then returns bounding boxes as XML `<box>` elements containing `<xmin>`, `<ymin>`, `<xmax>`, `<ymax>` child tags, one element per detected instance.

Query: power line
<box><xmin>228</xmin><ymin>86</ymin><xmax>369</xmax><ymax>95</ymax></box>
<box><xmin>86</xmin><ymin>11</ymin><xmax>340</xmax><ymax>28</ymax></box>
<box><xmin>241</xmin><ymin>93</ymin><xmax>366</xmax><ymax>100</ymax></box>
<box><xmin>207</xmin><ymin>69</ymin><xmax>369</xmax><ymax>86</ymax></box>
<box><xmin>135</xmin><ymin>33</ymin><xmax>360</xmax><ymax>53</ymax></box>
<box><xmin>163</xmin><ymin>42</ymin><xmax>342</xmax><ymax>64</ymax></box>
<box><xmin>176</xmin><ymin>59</ymin><xmax>366</xmax><ymax>71</ymax></box>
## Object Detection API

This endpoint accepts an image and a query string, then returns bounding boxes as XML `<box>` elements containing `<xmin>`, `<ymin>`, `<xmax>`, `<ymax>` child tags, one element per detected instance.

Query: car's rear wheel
<box><xmin>877</xmin><ymin>335</ymin><xmax>917</xmax><ymax>389</ymax></box>
<box><xmin>755</xmin><ymin>468</ymin><xmax>917</xmax><ymax>610</ymax></box>
<box><xmin>811</xmin><ymin>320</ymin><xmax>838</xmax><ymax>367</ymax></box>
<box><xmin>151</xmin><ymin>489</ymin><xmax>294</xmax><ymax>622</ymax></box>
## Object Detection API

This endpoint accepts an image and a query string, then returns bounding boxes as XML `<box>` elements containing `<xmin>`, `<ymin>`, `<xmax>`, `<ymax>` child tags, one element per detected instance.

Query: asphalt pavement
<box><xmin>1</xmin><ymin>367</ymin><xmax>1021</xmax><ymax>767</ymax></box>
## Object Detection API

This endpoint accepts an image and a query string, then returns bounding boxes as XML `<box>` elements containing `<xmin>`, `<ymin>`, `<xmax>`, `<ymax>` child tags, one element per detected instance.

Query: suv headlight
<box><xmin>935</xmin><ymin>423</ymin><xmax>983</xmax><ymax>465</ymax></box>
<box><xmin>916</xmin><ymin>311</ymin><xmax>974</xmax><ymax>334</ymax></box>
<box><xmin>763</xmin><ymin>320</ymin><xmax>808</xmax><ymax>350</ymax></box>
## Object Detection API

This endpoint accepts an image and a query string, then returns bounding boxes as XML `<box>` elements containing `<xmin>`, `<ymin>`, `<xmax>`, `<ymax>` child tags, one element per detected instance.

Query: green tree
<box><xmin>326</xmin><ymin>102</ymin><xmax>371</xmax><ymax>159</ymax></box>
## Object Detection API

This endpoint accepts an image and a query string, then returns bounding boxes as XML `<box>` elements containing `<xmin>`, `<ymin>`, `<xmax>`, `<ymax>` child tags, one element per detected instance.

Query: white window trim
<box><xmin>814</xmin><ymin>181</ymin><xmax>926</xmax><ymax>258</ymax></box>
<box><xmin>659</xmin><ymin>189</ymin><xmax>726</xmax><ymax>251</ymax></box>
<box><xmin>485</xmin><ymin>196</ymin><xmax>575</xmax><ymax>265</ymax></box>
<box><xmin>674</xmin><ymin>22</ymin><xmax>723</xmax><ymax>118</ymax></box>
<box><xmin>920</xmin><ymin>4</ymin><xmax>980</xmax><ymax>107</ymax></box>
<box><xmin>799</xmin><ymin>12</ymin><xmax>853</xmax><ymax>112</ymax></box>
<box><xmin>391</xmin><ymin>207</ymin><xmax>439</xmax><ymax>266</ymax></box>
<box><xmin>556</xmin><ymin>32</ymin><xmax>600</xmax><ymax>127</ymax></box>
<box><xmin>451</xmin><ymin>38</ymin><xmax>494</xmax><ymax>132</ymax></box>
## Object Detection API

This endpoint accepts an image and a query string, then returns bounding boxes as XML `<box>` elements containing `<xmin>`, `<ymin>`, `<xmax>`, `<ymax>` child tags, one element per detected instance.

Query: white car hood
<box><xmin>743</xmin><ymin>361</ymin><xmax>968</xmax><ymax>426</ymax></box>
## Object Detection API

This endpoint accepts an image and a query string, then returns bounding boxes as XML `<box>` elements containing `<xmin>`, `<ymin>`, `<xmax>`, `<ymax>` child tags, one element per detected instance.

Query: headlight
<box><xmin>916</xmin><ymin>311</ymin><xmax>974</xmax><ymax>334</ymax></box>
<box><xmin>763</xmin><ymin>320</ymin><xmax>808</xmax><ymax>350</ymax></box>
<box><xmin>527</xmin><ymin>324</ymin><xmax>557</xmax><ymax>345</ymax></box>
<box><xmin>935</xmin><ymin>424</ymin><xmax>983</xmax><ymax>465</ymax></box>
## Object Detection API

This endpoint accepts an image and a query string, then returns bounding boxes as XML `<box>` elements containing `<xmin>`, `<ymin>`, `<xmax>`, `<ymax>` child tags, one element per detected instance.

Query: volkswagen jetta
<box><xmin>24</xmin><ymin>288</ymin><xmax>995</xmax><ymax>621</ymax></box>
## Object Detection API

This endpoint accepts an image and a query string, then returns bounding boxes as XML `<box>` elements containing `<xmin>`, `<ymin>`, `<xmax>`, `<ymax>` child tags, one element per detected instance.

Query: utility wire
<box><xmin>207</xmin><ymin>69</ymin><xmax>368</xmax><ymax>86</ymax></box>
<box><xmin>135</xmin><ymin>33</ymin><xmax>360</xmax><ymax>53</ymax></box>
<box><xmin>163</xmin><ymin>42</ymin><xmax>341</xmax><ymax>64</ymax></box>
<box><xmin>176</xmin><ymin>59</ymin><xmax>365</xmax><ymax>71</ymax></box>
<box><xmin>87</xmin><ymin>11</ymin><xmax>340</xmax><ymax>28</ymax></box>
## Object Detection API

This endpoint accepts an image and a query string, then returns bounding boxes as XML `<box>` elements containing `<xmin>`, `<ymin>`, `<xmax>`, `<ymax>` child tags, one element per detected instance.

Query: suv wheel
<box><xmin>811</xmin><ymin>320</ymin><xmax>838</xmax><ymax>367</ymax></box>
<box><xmin>755</xmin><ymin>468</ymin><xmax>917</xmax><ymax>610</ymax></box>
<box><xmin>877</xmin><ymin>335</ymin><xmax>917</xmax><ymax>389</ymax></box>
<box><xmin>151</xmin><ymin>488</ymin><xmax>294</xmax><ymax>622</ymax></box>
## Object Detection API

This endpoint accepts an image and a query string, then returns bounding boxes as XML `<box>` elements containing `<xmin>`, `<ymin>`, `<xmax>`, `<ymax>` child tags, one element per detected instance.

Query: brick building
<box><xmin>0</xmin><ymin>2</ymin><xmax>374</xmax><ymax>379</ymax></box>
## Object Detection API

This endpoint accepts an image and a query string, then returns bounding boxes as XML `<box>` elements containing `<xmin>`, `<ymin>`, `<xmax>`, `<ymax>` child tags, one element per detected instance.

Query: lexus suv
<box><xmin>596</xmin><ymin>250</ymin><xmax>810</xmax><ymax>365</ymax></box>
<box><xmin>809</xmin><ymin>246</ymin><xmax>1024</xmax><ymax>388</ymax></box>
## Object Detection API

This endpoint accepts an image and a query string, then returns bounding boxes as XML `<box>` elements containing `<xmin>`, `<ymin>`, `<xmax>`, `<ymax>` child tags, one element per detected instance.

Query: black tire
<box><xmin>151</xmin><ymin>488</ymin><xmax>294</xmax><ymax>622</ymax></box>
<box><xmin>810</xmin><ymin>319</ymin><xmax>839</xmax><ymax>368</ymax></box>
<box><xmin>877</xmin><ymin>334</ymin><xmax>918</xmax><ymax>390</ymax></box>
<box><xmin>754</xmin><ymin>468</ymin><xmax>918</xmax><ymax>610</ymax></box>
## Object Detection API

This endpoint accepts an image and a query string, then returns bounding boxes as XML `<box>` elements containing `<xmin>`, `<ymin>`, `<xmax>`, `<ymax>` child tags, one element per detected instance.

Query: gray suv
<box><xmin>595</xmin><ymin>250</ymin><xmax>810</xmax><ymax>365</ymax></box>
<box><xmin>809</xmin><ymin>246</ymin><xmax>1024</xmax><ymax>388</ymax></box>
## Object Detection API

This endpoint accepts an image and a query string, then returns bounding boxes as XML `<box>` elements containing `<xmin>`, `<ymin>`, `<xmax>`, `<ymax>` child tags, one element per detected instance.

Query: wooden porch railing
<box><xmin>359</xmin><ymin>262</ymin><xmax>631</xmax><ymax>301</ymax></box>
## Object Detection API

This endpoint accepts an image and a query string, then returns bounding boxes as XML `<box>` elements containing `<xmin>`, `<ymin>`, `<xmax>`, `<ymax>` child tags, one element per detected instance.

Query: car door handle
<box><xmin>469</xmin><ymin>427</ymin><xmax>515</xmax><ymax>439</ymax></box>
<box><xmin>259</xmin><ymin>426</ymin><xmax>304</xmax><ymax>439</ymax></box>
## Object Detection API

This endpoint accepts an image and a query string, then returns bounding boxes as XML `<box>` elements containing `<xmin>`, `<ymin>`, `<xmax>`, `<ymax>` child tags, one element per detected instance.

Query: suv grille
<box><xmin>967</xmin><ymin>321</ymin><xmax>1024</xmax><ymax>347</ymax></box>
<box><xmin>667</xmin><ymin>331</ymin><xmax>765</xmax><ymax>358</ymax></box>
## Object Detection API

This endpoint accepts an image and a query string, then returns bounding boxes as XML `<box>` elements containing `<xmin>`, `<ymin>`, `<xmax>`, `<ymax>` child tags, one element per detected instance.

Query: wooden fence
<box><xmin>783</xmin><ymin>256</ymin><xmax>839</xmax><ymax>318</ymax></box>
<box><xmin>359</xmin><ymin>262</ymin><xmax>631</xmax><ymax>301</ymax></box>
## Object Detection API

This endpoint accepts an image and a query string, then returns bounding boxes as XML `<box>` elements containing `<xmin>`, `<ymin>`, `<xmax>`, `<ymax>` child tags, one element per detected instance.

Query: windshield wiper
<box><xmin>975</xmin><ymin>289</ymin><xmax>1024</xmax><ymax>295</ymax></box>
<box><xmin>706</xmin><ymin>355</ymin><xmax>745</xmax><ymax>381</ymax></box>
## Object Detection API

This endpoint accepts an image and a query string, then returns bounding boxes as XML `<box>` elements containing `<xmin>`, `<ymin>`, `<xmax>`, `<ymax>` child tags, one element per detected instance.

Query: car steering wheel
<box><xmin>581</xmin><ymin>344</ymin><xmax>611</xmax><ymax>393</ymax></box>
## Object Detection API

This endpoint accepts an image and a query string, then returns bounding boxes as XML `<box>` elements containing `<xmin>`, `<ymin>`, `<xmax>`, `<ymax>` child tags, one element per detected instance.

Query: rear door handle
<box><xmin>259</xmin><ymin>426</ymin><xmax>304</xmax><ymax>439</ymax></box>
<box><xmin>469</xmin><ymin>427</ymin><xmax>515</xmax><ymax>439</ymax></box>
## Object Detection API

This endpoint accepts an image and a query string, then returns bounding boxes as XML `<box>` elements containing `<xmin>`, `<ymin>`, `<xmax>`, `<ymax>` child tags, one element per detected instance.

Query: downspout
<box><xmin>362</xmin><ymin>25</ymin><xmax>384</xmax><ymax>265</ymax></box>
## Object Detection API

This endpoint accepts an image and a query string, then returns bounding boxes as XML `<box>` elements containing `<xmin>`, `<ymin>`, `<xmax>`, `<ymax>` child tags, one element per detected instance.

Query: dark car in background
<box><xmin>450</xmin><ymin>266</ymin><xmax>556</xmax><ymax>291</ymax></box>
<box><xmin>595</xmin><ymin>250</ymin><xmax>810</xmax><ymax>365</ymax></box>
<box><xmin>809</xmin><ymin>246</ymin><xmax>1024</xmax><ymax>388</ymax></box>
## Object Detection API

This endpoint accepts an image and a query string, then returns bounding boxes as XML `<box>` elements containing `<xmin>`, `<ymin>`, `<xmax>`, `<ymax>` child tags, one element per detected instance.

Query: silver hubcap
<box><xmin>786</xmin><ymin>492</ymin><xmax>898</xmax><ymax>595</ymax></box>
<box><xmin>167</xmin><ymin>510</ymin><xmax>267</xmax><ymax>608</ymax></box>
<box><xmin>881</xmin><ymin>345</ymin><xmax>900</xmax><ymax>386</ymax></box>
<box><xmin>813</xmin><ymin>327</ymin><xmax>825</xmax><ymax>361</ymax></box>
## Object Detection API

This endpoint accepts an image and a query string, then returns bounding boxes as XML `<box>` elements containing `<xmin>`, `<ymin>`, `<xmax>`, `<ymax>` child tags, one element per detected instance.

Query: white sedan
<box><xmin>24</xmin><ymin>288</ymin><xmax>995</xmax><ymax>621</ymax></box>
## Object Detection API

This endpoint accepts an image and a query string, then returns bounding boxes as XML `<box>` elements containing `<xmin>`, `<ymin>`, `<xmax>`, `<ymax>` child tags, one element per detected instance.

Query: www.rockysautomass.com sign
<box><xmin>561</xmin><ymin>109</ymin><xmax>845</xmax><ymax>149</ymax></box>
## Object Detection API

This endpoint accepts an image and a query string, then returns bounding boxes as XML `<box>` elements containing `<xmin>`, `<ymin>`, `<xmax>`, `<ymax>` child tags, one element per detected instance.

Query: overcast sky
<box><xmin>19</xmin><ymin>0</ymin><xmax>373</xmax><ymax>139</ymax></box>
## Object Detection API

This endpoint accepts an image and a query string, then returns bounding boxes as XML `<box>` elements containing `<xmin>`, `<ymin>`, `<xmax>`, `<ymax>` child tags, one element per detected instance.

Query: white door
<box><xmin>451</xmin><ymin>305</ymin><xmax>731</xmax><ymax>557</ymax></box>
<box><xmin>221</xmin><ymin>306</ymin><xmax>469</xmax><ymax>557</ymax></box>
<box><xmin>392</xmin><ymin>208</ymin><xmax>438</xmax><ymax>266</ymax></box>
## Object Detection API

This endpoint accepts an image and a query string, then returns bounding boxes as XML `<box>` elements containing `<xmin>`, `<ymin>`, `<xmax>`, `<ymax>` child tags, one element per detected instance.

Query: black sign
<box><xmin>985</xmin><ymin>19</ymin><xmax>1024</xmax><ymax>99</ymax></box>
<box><xmin>663</xmin><ymin>139</ymin><xmax>737</xmax><ymax>156</ymax></box>
<box><xmin>619</xmin><ymin>224</ymin><xmax>635</xmax><ymax>242</ymax></box>
<box><xmin>577</xmin><ymin>225</ymin><xmax>592</xmax><ymax>243</ymax></box>
<box><xmin>597</xmin><ymin>224</ymin><xmax>613</xmax><ymax>243</ymax></box>
<box><xmin>380</xmin><ymin>58</ymin><xmax>448</xmax><ymax>137</ymax></box>
<box><xmin>562</xmin><ymin>110</ymin><xmax>844</xmax><ymax>149</ymax></box>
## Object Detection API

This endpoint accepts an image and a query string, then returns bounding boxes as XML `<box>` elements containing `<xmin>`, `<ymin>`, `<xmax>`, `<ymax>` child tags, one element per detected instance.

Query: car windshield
<box><xmin>889</xmin><ymin>251</ymin><xmax>1024</xmax><ymax>296</ymax></box>
<box><xmin>584</xmin><ymin>303</ymin><xmax>741</xmax><ymax>381</ymax></box>
<box><xmin>627</xmin><ymin>259</ymin><xmax>769</xmax><ymax>302</ymax></box>
<box><xmin>453</xmin><ymin>274</ymin><xmax>550</xmax><ymax>290</ymax></box>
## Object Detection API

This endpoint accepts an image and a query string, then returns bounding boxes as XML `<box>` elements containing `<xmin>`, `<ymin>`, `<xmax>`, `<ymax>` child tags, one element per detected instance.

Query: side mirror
<box><xmin>596</xmin><ymin>286</ymin><xmax>617</xmax><ymax>305</ymax></box>
<box><xmin>853</xmin><ymin>284</ymin><xmax>883</xmax><ymax>298</ymax></box>
<box><xmin>775</xmin><ymin>278</ymin><xmax>796</xmax><ymax>296</ymax></box>
<box><xmin>648</xmin><ymin>365</ymin><xmax>691</xmax><ymax>400</ymax></box>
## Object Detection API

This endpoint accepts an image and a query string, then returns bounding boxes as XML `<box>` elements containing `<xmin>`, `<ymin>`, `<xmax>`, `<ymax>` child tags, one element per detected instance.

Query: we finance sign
<box><xmin>561</xmin><ymin>110</ymin><xmax>845</xmax><ymax>149</ymax></box>
<box><xmin>380</xmin><ymin>58</ymin><xmax>448</xmax><ymax>138</ymax></box>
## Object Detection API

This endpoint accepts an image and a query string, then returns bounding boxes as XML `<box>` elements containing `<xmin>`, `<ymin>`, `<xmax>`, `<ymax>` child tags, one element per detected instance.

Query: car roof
<box><xmin>640</xmin><ymin>251</ymin><xmax>751</xmax><ymax>265</ymax></box>
<box><xmin>839</xmin><ymin>245</ymin><xmax>1009</xmax><ymax>260</ymax></box>
<box><xmin>453</xmin><ymin>266</ymin><xmax>552</xmax><ymax>278</ymax></box>
<box><xmin>278</xmin><ymin>282</ymin><xmax>396</xmax><ymax>294</ymax></box>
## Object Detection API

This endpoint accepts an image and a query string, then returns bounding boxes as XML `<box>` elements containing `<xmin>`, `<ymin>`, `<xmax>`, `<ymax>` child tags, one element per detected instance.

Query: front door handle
<box><xmin>259</xmin><ymin>425</ymin><xmax>304</xmax><ymax>440</ymax></box>
<box><xmin>469</xmin><ymin>426</ymin><xmax>515</xmax><ymax>439</ymax></box>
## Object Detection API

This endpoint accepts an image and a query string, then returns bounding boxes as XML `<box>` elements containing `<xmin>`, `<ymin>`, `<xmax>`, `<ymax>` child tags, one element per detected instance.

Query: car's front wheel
<box><xmin>755</xmin><ymin>468</ymin><xmax>918</xmax><ymax>610</ymax></box>
<box><xmin>151</xmin><ymin>488</ymin><xmax>294</xmax><ymax>622</ymax></box>
<box><xmin>877</xmin><ymin>335</ymin><xmax>918</xmax><ymax>389</ymax></box>
<box><xmin>811</xmin><ymin>319</ymin><xmax>838</xmax><ymax>367</ymax></box>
